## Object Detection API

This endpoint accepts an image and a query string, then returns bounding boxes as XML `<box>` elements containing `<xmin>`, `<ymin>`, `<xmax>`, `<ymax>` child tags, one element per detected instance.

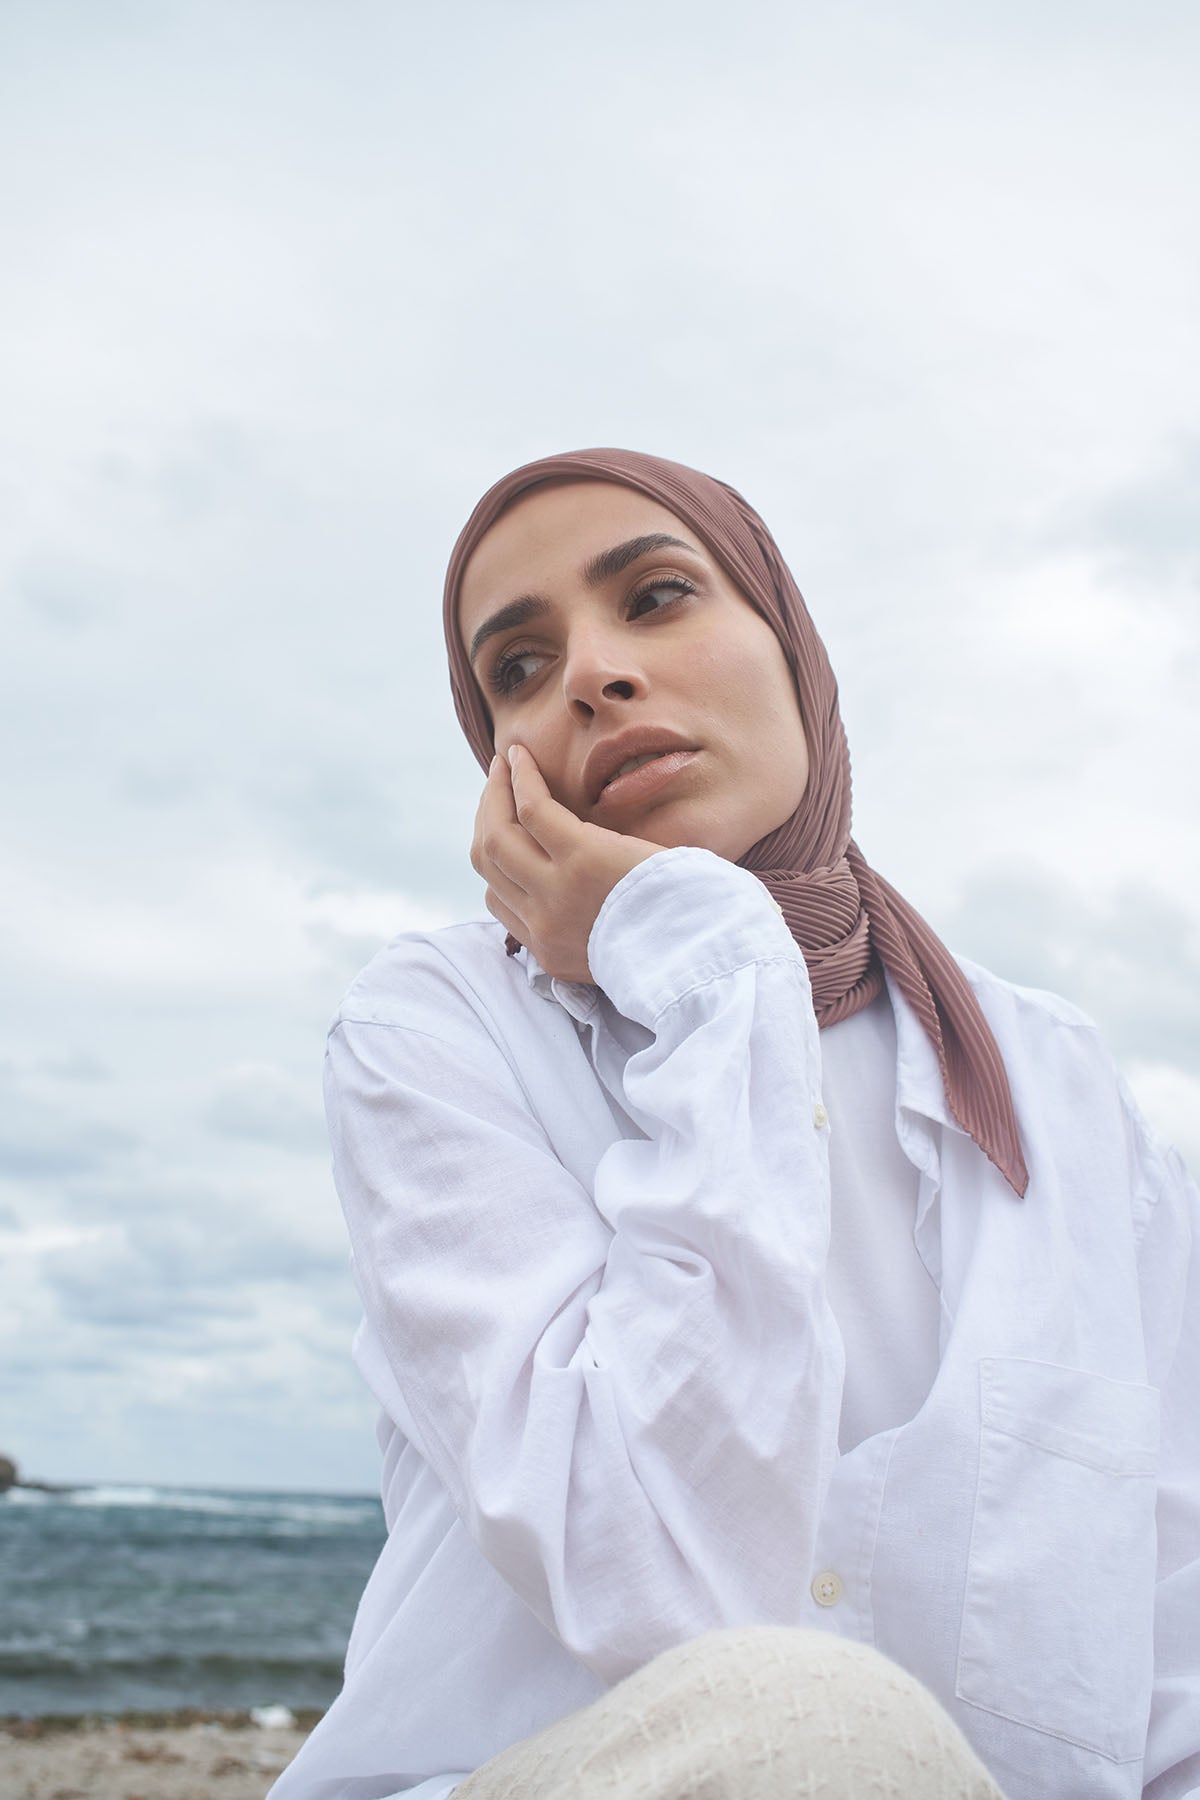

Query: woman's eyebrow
<box><xmin>468</xmin><ymin>533</ymin><xmax>699</xmax><ymax>666</ymax></box>
<box><xmin>468</xmin><ymin>595</ymin><xmax>551</xmax><ymax>666</ymax></box>
<box><xmin>581</xmin><ymin>532</ymin><xmax>697</xmax><ymax>585</ymax></box>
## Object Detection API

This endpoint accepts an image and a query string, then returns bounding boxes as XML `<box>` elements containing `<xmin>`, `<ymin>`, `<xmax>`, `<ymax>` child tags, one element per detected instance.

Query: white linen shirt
<box><xmin>268</xmin><ymin>848</ymin><xmax>1200</xmax><ymax>1800</ymax></box>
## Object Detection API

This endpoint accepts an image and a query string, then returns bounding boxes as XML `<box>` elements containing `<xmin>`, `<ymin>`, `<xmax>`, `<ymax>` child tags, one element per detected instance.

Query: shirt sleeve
<box><xmin>1139</xmin><ymin>1140</ymin><xmax>1200</xmax><ymax>1800</ymax></box>
<box><xmin>324</xmin><ymin>848</ymin><xmax>845</xmax><ymax>1683</ymax></box>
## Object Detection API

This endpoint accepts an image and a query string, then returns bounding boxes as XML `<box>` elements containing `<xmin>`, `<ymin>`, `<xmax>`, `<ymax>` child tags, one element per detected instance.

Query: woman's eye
<box><xmin>490</xmin><ymin>648</ymin><xmax>546</xmax><ymax>697</ymax></box>
<box><xmin>628</xmin><ymin>577</ymin><xmax>693</xmax><ymax>618</ymax></box>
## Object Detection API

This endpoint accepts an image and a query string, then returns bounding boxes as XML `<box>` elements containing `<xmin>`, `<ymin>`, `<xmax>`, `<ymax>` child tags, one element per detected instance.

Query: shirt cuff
<box><xmin>587</xmin><ymin>845</ymin><xmax>805</xmax><ymax>1023</ymax></box>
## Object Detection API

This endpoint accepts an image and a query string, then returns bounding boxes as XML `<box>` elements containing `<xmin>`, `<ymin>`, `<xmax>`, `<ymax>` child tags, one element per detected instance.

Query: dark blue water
<box><xmin>0</xmin><ymin>1484</ymin><xmax>386</xmax><ymax>1717</ymax></box>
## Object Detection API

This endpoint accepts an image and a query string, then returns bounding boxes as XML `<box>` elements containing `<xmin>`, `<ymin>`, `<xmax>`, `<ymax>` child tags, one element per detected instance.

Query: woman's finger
<box><xmin>478</xmin><ymin>847</ymin><xmax>532</xmax><ymax>921</ymax></box>
<box><xmin>474</xmin><ymin>754</ymin><xmax>564</xmax><ymax>900</ymax></box>
<box><xmin>482</xmin><ymin>884</ymin><xmax>526</xmax><ymax>944</ymax></box>
<box><xmin>472</xmin><ymin>756</ymin><xmax>527</xmax><ymax>885</ymax></box>
<box><xmin>506</xmin><ymin>744</ymin><xmax>584</xmax><ymax>859</ymax></box>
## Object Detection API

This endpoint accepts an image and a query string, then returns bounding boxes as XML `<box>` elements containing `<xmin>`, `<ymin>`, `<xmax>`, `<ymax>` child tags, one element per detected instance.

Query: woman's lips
<box><xmin>592</xmin><ymin>748</ymin><xmax>700</xmax><ymax>814</ymax></box>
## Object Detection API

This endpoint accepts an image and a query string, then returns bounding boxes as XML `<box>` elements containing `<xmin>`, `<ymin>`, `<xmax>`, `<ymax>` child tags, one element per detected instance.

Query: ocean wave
<box><xmin>0</xmin><ymin>1648</ymin><xmax>346</xmax><ymax>1680</ymax></box>
<box><xmin>0</xmin><ymin>1482</ymin><xmax>383</xmax><ymax>1717</ymax></box>
<box><xmin>64</xmin><ymin>1485</ymin><xmax>162</xmax><ymax>1508</ymax></box>
<box><xmin>44</xmin><ymin>1486</ymin><xmax>380</xmax><ymax>1526</ymax></box>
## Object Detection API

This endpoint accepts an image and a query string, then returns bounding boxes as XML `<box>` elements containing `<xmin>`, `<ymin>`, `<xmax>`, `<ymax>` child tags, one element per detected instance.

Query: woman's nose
<box><xmin>562</xmin><ymin>629</ymin><xmax>646</xmax><ymax>721</ymax></box>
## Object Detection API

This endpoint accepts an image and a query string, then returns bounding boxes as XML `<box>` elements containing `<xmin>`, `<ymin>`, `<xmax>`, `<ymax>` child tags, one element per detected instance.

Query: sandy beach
<box><xmin>1</xmin><ymin>1709</ymin><xmax>315</xmax><ymax>1800</ymax></box>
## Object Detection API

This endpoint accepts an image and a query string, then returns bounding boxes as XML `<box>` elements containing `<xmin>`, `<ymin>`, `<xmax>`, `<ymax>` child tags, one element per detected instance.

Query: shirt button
<box><xmin>812</xmin><ymin>1101</ymin><xmax>828</xmax><ymax>1130</ymax></box>
<box><xmin>811</xmin><ymin>1570</ymin><xmax>843</xmax><ymax>1607</ymax></box>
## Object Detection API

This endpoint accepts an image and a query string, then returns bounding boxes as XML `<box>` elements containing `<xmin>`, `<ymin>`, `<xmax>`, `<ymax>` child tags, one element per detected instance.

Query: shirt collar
<box><xmin>520</xmin><ymin>947</ymin><xmax>600</xmax><ymax>1024</ymax></box>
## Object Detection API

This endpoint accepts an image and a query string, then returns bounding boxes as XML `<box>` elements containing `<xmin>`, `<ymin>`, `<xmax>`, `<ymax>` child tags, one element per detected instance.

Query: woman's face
<box><xmin>457</xmin><ymin>479</ymin><xmax>810</xmax><ymax>861</ymax></box>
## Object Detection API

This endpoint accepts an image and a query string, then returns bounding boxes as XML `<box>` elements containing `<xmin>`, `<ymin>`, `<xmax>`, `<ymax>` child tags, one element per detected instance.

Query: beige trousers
<box><xmin>454</xmin><ymin>1627</ymin><xmax>1006</xmax><ymax>1799</ymax></box>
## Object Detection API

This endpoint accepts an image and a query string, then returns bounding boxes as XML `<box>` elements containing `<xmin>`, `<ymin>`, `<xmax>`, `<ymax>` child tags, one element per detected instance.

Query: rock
<box><xmin>0</xmin><ymin>1455</ymin><xmax>75</xmax><ymax>1495</ymax></box>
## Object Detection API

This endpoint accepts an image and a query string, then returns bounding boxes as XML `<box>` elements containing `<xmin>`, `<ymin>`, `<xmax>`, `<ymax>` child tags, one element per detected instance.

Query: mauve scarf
<box><xmin>442</xmin><ymin>448</ymin><xmax>1028</xmax><ymax>1198</ymax></box>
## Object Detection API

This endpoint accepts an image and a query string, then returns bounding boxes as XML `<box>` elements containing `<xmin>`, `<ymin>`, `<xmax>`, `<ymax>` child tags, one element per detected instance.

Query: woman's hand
<box><xmin>471</xmin><ymin>743</ymin><xmax>665</xmax><ymax>983</ymax></box>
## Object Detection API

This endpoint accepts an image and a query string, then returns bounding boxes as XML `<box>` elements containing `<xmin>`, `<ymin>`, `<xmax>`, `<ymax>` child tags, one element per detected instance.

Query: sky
<box><xmin>1</xmin><ymin>0</ymin><xmax>1197</xmax><ymax>1494</ymax></box>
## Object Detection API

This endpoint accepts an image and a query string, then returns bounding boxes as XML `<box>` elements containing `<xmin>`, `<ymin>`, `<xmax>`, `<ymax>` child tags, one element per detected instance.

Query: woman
<box><xmin>270</xmin><ymin>450</ymin><xmax>1199</xmax><ymax>1800</ymax></box>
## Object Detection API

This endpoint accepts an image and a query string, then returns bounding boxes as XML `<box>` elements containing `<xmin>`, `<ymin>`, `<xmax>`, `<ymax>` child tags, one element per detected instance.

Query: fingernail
<box><xmin>489</xmin><ymin>755</ymin><xmax>501</xmax><ymax>774</ymax></box>
<box><xmin>507</xmin><ymin>745</ymin><xmax>518</xmax><ymax>769</ymax></box>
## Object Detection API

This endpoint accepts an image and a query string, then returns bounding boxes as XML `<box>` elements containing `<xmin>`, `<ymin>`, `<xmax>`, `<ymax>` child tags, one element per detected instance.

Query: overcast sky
<box><xmin>2</xmin><ymin>1</ymin><xmax>1197</xmax><ymax>1493</ymax></box>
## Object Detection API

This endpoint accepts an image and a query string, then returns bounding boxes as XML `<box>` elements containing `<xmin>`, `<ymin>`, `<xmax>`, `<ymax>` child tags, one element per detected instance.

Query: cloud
<box><xmin>17</xmin><ymin>553</ymin><xmax>123</xmax><ymax>630</ymax></box>
<box><xmin>943</xmin><ymin>864</ymin><xmax>1200</xmax><ymax>1077</ymax></box>
<box><xmin>1121</xmin><ymin>1062</ymin><xmax>1200</xmax><ymax>1180</ymax></box>
<box><xmin>204</xmin><ymin>1062</ymin><xmax>328</xmax><ymax>1154</ymax></box>
<box><xmin>0</xmin><ymin>1073</ymin><xmax>139</xmax><ymax>1181</ymax></box>
<box><xmin>0</xmin><ymin>1133</ymin><xmax>371</xmax><ymax>1486</ymax></box>
<box><xmin>37</xmin><ymin>1052</ymin><xmax>112</xmax><ymax>1082</ymax></box>
<box><xmin>0</xmin><ymin>0</ymin><xmax>1196</xmax><ymax>1493</ymax></box>
<box><xmin>1075</xmin><ymin>434</ymin><xmax>1200</xmax><ymax>584</ymax></box>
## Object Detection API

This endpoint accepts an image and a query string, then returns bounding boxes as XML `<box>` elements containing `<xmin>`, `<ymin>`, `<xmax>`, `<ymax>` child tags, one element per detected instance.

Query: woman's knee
<box><xmin>637</xmin><ymin>1622</ymin><xmax>907</xmax><ymax>1707</ymax></box>
<box><xmin>621</xmin><ymin>1627</ymin><xmax>1002</xmax><ymax>1796</ymax></box>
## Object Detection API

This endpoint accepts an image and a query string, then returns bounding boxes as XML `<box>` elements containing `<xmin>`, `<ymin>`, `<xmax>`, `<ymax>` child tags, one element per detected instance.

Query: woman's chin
<box><xmin>615</xmin><ymin>814</ymin><xmax>744</xmax><ymax>862</ymax></box>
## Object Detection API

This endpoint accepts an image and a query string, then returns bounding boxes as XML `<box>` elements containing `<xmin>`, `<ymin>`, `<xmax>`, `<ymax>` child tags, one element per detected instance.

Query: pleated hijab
<box><xmin>443</xmin><ymin>448</ymin><xmax>1028</xmax><ymax>1197</ymax></box>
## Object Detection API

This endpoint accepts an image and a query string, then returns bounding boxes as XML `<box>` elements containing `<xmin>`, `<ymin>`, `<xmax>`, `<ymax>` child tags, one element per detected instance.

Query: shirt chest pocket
<box><xmin>955</xmin><ymin>1358</ymin><xmax>1159</xmax><ymax>1763</ymax></box>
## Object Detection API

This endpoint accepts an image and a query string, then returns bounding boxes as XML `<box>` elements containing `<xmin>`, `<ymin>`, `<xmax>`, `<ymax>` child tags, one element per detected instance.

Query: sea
<box><xmin>0</xmin><ymin>1483</ymin><xmax>387</xmax><ymax>1718</ymax></box>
